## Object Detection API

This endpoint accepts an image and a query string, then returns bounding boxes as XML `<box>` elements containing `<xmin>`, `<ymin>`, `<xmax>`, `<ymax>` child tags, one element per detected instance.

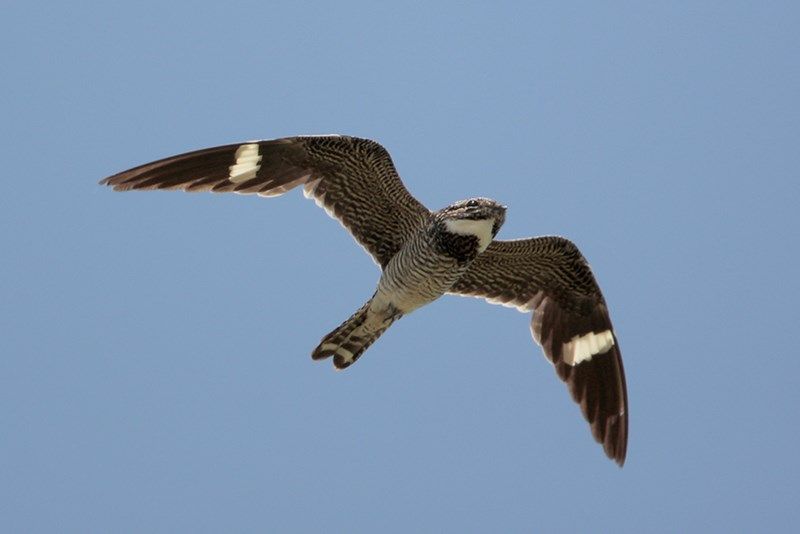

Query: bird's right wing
<box><xmin>448</xmin><ymin>236</ymin><xmax>628</xmax><ymax>465</ymax></box>
<box><xmin>100</xmin><ymin>136</ymin><xmax>430</xmax><ymax>267</ymax></box>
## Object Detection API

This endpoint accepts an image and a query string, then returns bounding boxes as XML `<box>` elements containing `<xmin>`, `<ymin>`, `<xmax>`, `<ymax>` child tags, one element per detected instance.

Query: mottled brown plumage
<box><xmin>449</xmin><ymin>237</ymin><xmax>628</xmax><ymax>464</ymax></box>
<box><xmin>100</xmin><ymin>135</ymin><xmax>629</xmax><ymax>465</ymax></box>
<box><xmin>102</xmin><ymin>136</ymin><xmax>428</xmax><ymax>267</ymax></box>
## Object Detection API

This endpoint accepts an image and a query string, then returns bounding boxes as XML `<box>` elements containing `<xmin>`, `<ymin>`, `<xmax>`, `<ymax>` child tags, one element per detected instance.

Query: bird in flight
<box><xmin>101</xmin><ymin>135</ymin><xmax>628</xmax><ymax>465</ymax></box>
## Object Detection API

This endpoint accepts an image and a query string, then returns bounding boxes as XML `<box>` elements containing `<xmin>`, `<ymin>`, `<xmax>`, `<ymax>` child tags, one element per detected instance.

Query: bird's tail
<box><xmin>312</xmin><ymin>298</ymin><xmax>400</xmax><ymax>369</ymax></box>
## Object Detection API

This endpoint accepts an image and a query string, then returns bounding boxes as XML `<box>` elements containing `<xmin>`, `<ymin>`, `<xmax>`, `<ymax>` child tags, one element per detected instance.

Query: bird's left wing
<box><xmin>448</xmin><ymin>236</ymin><xmax>628</xmax><ymax>465</ymax></box>
<box><xmin>100</xmin><ymin>136</ymin><xmax>429</xmax><ymax>267</ymax></box>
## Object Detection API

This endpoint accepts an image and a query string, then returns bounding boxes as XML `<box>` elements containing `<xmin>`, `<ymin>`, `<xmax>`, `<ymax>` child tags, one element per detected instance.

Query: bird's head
<box><xmin>438</xmin><ymin>197</ymin><xmax>506</xmax><ymax>253</ymax></box>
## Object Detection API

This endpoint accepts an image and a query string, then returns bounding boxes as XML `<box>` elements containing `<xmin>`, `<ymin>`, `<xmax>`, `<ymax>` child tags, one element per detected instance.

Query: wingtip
<box><xmin>613</xmin><ymin>445</ymin><xmax>627</xmax><ymax>467</ymax></box>
<box><xmin>604</xmin><ymin>413</ymin><xmax>628</xmax><ymax>467</ymax></box>
<box><xmin>610</xmin><ymin>436</ymin><xmax>627</xmax><ymax>466</ymax></box>
<box><xmin>614</xmin><ymin>440</ymin><xmax>628</xmax><ymax>467</ymax></box>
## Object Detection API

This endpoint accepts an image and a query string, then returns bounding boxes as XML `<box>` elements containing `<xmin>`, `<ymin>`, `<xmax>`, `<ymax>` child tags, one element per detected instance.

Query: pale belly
<box><xmin>373</xmin><ymin>259</ymin><xmax>464</xmax><ymax>315</ymax></box>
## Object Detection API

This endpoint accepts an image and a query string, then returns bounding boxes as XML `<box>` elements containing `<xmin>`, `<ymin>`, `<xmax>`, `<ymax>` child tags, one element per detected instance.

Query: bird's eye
<box><xmin>466</xmin><ymin>200</ymin><xmax>478</xmax><ymax>207</ymax></box>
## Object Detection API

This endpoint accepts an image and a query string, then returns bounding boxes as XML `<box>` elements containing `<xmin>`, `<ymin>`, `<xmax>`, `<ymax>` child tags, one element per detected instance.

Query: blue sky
<box><xmin>2</xmin><ymin>1</ymin><xmax>799</xmax><ymax>532</ymax></box>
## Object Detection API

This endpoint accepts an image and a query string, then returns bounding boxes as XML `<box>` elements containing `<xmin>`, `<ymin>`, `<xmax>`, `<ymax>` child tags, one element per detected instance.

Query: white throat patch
<box><xmin>444</xmin><ymin>218</ymin><xmax>494</xmax><ymax>253</ymax></box>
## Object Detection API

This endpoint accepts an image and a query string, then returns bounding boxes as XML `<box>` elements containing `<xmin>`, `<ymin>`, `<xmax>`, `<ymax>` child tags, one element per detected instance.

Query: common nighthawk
<box><xmin>100</xmin><ymin>135</ymin><xmax>628</xmax><ymax>465</ymax></box>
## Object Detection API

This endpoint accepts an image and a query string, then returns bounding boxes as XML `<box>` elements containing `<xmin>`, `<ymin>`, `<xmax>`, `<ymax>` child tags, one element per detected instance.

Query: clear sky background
<box><xmin>2</xmin><ymin>2</ymin><xmax>799</xmax><ymax>532</ymax></box>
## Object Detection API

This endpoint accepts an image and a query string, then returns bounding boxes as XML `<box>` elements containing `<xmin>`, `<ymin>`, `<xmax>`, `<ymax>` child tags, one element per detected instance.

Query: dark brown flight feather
<box><xmin>449</xmin><ymin>237</ymin><xmax>628</xmax><ymax>465</ymax></box>
<box><xmin>101</xmin><ymin>136</ymin><xmax>429</xmax><ymax>267</ymax></box>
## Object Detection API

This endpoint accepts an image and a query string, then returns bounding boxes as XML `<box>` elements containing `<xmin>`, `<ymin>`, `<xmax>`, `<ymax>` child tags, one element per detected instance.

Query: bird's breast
<box><xmin>376</xmin><ymin>234</ymin><xmax>470</xmax><ymax>314</ymax></box>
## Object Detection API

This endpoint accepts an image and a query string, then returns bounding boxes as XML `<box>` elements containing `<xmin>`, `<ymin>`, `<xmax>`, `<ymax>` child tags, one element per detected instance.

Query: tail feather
<box><xmin>312</xmin><ymin>300</ymin><xmax>399</xmax><ymax>369</ymax></box>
